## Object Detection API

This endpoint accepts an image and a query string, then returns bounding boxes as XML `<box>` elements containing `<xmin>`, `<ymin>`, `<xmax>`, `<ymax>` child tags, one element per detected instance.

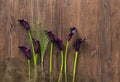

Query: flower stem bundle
<box><xmin>18</xmin><ymin>20</ymin><xmax>86</xmax><ymax>82</ymax></box>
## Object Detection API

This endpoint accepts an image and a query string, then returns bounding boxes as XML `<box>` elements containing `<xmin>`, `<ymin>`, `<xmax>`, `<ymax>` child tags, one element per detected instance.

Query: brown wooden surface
<box><xmin>0</xmin><ymin>0</ymin><xmax>120</xmax><ymax>82</ymax></box>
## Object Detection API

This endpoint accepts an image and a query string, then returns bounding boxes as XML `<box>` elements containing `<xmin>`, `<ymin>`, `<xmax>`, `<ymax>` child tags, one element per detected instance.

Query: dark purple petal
<box><xmin>18</xmin><ymin>19</ymin><xmax>30</xmax><ymax>30</ymax></box>
<box><xmin>47</xmin><ymin>30</ymin><xmax>55</xmax><ymax>42</ymax></box>
<box><xmin>75</xmin><ymin>38</ymin><xmax>85</xmax><ymax>51</ymax></box>
<box><xmin>19</xmin><ymin>46</ymin><xmax>31</xmax><ymax>59</ymax></box>
<box><xmin>67</xmin><ymin>33</ymin><xmax>73</xmax><ymax>41</ymax></box>
<box><xmin>67</xmin><ymin>27</ymin><xmax>77</xmax><ymax>41</ymax></box>
<box><xmin>55</xmin><ymin>38</ymin><xmax>64</xmax><ymax>50</ymax></box>
<box><xmin>33</xmin><ymin>38</ymin><xmax>40</xmax><ymax>53</ymax></box>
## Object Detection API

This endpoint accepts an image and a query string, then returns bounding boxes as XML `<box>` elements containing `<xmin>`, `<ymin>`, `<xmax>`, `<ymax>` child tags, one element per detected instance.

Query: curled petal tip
<box><xmin>70</xmin><ymin>27</ymin><xmax>77</xmax><ymax>33</ymax></box>
<box><xmin>78</xmin><ymin>38</ymin><xmax>86</xmax><ymax>42</ymax></box>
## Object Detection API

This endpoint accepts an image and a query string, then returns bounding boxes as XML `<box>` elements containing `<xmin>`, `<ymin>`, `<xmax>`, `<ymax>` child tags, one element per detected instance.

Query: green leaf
<box><xmin>31</xmin><ymin>23</ymin><xmax>48</xmax><ymax>58</ymax></box>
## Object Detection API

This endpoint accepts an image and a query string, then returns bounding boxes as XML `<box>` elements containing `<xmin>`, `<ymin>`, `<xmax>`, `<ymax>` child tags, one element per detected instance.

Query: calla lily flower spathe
<box><xmin>55</xmin><ymin>38</ymin><xmax>64</xmax><ymax>50</ymax></box>
<box><xmin>33</xmin><ymin>38</ymin><xmax>40</xmax><ymax>54</ymax></box>
<box><xmin>18</xmin><ymin>19</ymin><xmax>30</xmax><ymax>30</ymax></box>
<box><xmin>67</xmin><ymin>27</ymin><xmax>77</xmax><ymax>41</ymax></box>
<box><xmin>47</xmin><ymin>30</ymin><xmax>55</xmax><ymax>42</ymax></box>
<box><xmin>19</xmin><ymin>46</ymin><xmax>31</xmax><ymax>59</ymax></box>
<box><xmin>75</xmin><ymin>38</ymin><xmax>85</xmax><ymax>51</ymax></box>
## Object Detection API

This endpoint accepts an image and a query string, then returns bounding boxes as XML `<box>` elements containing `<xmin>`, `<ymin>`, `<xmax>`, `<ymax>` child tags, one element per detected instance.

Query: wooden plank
<box><xmin>98</xmin><ymin>0</ymin><xmax>112</xmax><ymax>81</ymax></box>
<box><xmin>111</xmin><ymin>0</ymin><xmax>120</xmax><ymax>82</ymax></box>
<box><xmin>0</xmin><ymin>0</ymin><xmax>8</xmax><ymax>60</ymax></box>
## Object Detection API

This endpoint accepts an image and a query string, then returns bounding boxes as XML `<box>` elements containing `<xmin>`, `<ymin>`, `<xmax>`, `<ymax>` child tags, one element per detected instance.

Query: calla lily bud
<box><xmin>33</xmin><ymin>38</ymin><xmax>40</xmax><ymax>53</ymax></box>
<box><xmin>67</xmin><ymin>27</ymin><xmax>77</xmax><ymax>41</ymax></box>
<box><xmin>75</xmin><ymin>38</ymin><xmax>85</xmax><ymax>51</ymax></box>
<box><xmin>19</xmin><ymin>46</ymin><xmax>31</xmax><ymax>59</ymax></box>
<box><xmin>47</xmin><ymin>30</ymin><xmax>55</xmax><ymax>42</ymax></box>
<box><xmin>55</xmin><ymin>38</ymin><xmax>64</xmax><ymax>50</ymax></box>
<box><xmin>18</xmin><ymin>19</ymin><xmax>30</xmax><ymax>31</ymax></box>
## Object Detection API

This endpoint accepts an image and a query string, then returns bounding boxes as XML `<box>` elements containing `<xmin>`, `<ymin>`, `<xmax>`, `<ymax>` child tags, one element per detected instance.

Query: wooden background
<box><xmin>0</xmin><ymin>0</ymin><xmax>120</xmax><ymax>82</ymax></box>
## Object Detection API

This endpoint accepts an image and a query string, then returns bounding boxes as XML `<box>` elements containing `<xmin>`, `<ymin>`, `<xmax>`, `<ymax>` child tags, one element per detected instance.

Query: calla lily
<box><xmin>33</xmin><ymin>38</ymin><xmax>40</xmax><ymax>54</ymax></box>
<box><xmin>19</xmin><ymin>46</ymin><xmax>31</xmax><ymax>80</ymax></box>
<box><xmin>55</xmin><ymin>38</ymin><xmax>64</xmax><ymax>82</ymax></box>
<box><xmin>47</xmin><ymin>30</ymin><xmax>55</xmax><ymax>42</ymax></box>
<box><xmin>18</xmin><ymin>19</ymin><xmax>30</xmax><ymax>30</ymax></box>
<box><xmin>65</xmin><ymin>27</ymin><xmax>77</xmax><ymax>82</ymax></box>
<box><xmin>32</xmin><ymin>38</ymin><xmax>40</xmax><ymax>81</ymax></box>
<box><xmin>18</xmin><ymin>19</ymin><xmax>38</xmax><ymax>81</ymax></box>
<box><xmin>19</xmin><ymin>46</ymin><xmax>31</xmax><ymax>59</ymax></box>
<box><xmin>67</xmin><ymin>27</ymin><xmax>77</xmax><ymax>41</ymax></box>
<box><xmin>55</xmin><ymin>38</ymin><xmax>64</xmax><ymax>50</ymax></box>
<box><xmin>72</xmin><ymin>38</ymin><xmax>85</xmax><ymax>82</ymax></box>
<box><xmin>47</xmin><ymin>30</ymin><xmax>55</xmax><ymax>77</ymax></box>
<box><xmin>75</xmin><ymin>38</ymin><xmax>85</xmax><ymax>51</ymax></box>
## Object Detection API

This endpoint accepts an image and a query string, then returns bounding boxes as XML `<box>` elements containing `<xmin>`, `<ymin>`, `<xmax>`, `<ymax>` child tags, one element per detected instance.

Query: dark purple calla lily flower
<box><xmin>55</xmin><ymin>38</ymin><xmax>64</xmax><ymax>50</ymax></box>
<box><xmin>75</xmin><ymin>38</ymin><xmax>85</xmax><ymax>51</ymax></box>
<box><xmin>33</xmin><ymin>38</ymin><xmax>40</xmax><ymax>53</ymax></box>
<box><xmin>47</xmin><ymin>30</ymin><xmax>55</xmax><ymax>42</ymax></box>
<box><xmin>67</xmin><ymin>27</ymin><xmax>77</xmax><ymax>41</ymax></box>
<box><xmin>19</xmin><ymin>46</ymin><xmax>31</xmax><ymax>59</ymax></box>
<box><xmin>18</xmin><ymin>19</ymin><xmax>30</xmax><ymax>30</ymax></box>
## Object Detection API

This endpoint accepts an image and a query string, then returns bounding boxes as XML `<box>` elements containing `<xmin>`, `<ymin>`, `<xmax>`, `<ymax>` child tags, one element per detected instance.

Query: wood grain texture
<box><xmin>0</xmin><ymin>0</ymin><xmax>120</xmax><ymax>82</ymax></box>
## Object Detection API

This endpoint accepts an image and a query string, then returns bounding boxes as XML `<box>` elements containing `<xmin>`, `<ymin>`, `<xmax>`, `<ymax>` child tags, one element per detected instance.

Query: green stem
<box><xmin>64</xmin><ymin>41</ymin><xmax>69</xmax><ymax>82</ymax></box>
<box><xmin>28</xmin><ymin>31</ymin><xmax>37</xmax><ymax>81</ymax></box>
<box><xmin>34</xmin><ymin>54</ymin><xmax>38</xmax><ymax>82</ymax></box>
<box><xmin>28</xmin><ymin>31</ymin><xmax>35</xmax><ymax>57</ymax></box>
<box><xmin>58</xmin><ymin>51</ymin><xmax>63</xmax><ymax>82</ymax></box>
<box><xmin>50</xmin><ymin>42</ymin><xmax>53</xmax><ymax>76</ymax></box>
<box><xmin>41</xmin><ymin>54</ymin><xmax>44</xmax><ymax>77</ymax></box>
<box><xmin>27</xmin><ymin>59</ymin><xmax>31</xmax><ymax>80</ymax></box>
<box><xmin>72</xmin><ymin>51</ymin><xmax>78</xmax><ymax>82</ymax></box>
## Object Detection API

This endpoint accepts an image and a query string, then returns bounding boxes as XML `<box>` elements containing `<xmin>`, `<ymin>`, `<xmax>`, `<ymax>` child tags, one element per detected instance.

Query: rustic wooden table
<box><xmin>0</xmin><ymin>0</ymin><xmax>120</xmax><ymax>82</ymax></box>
